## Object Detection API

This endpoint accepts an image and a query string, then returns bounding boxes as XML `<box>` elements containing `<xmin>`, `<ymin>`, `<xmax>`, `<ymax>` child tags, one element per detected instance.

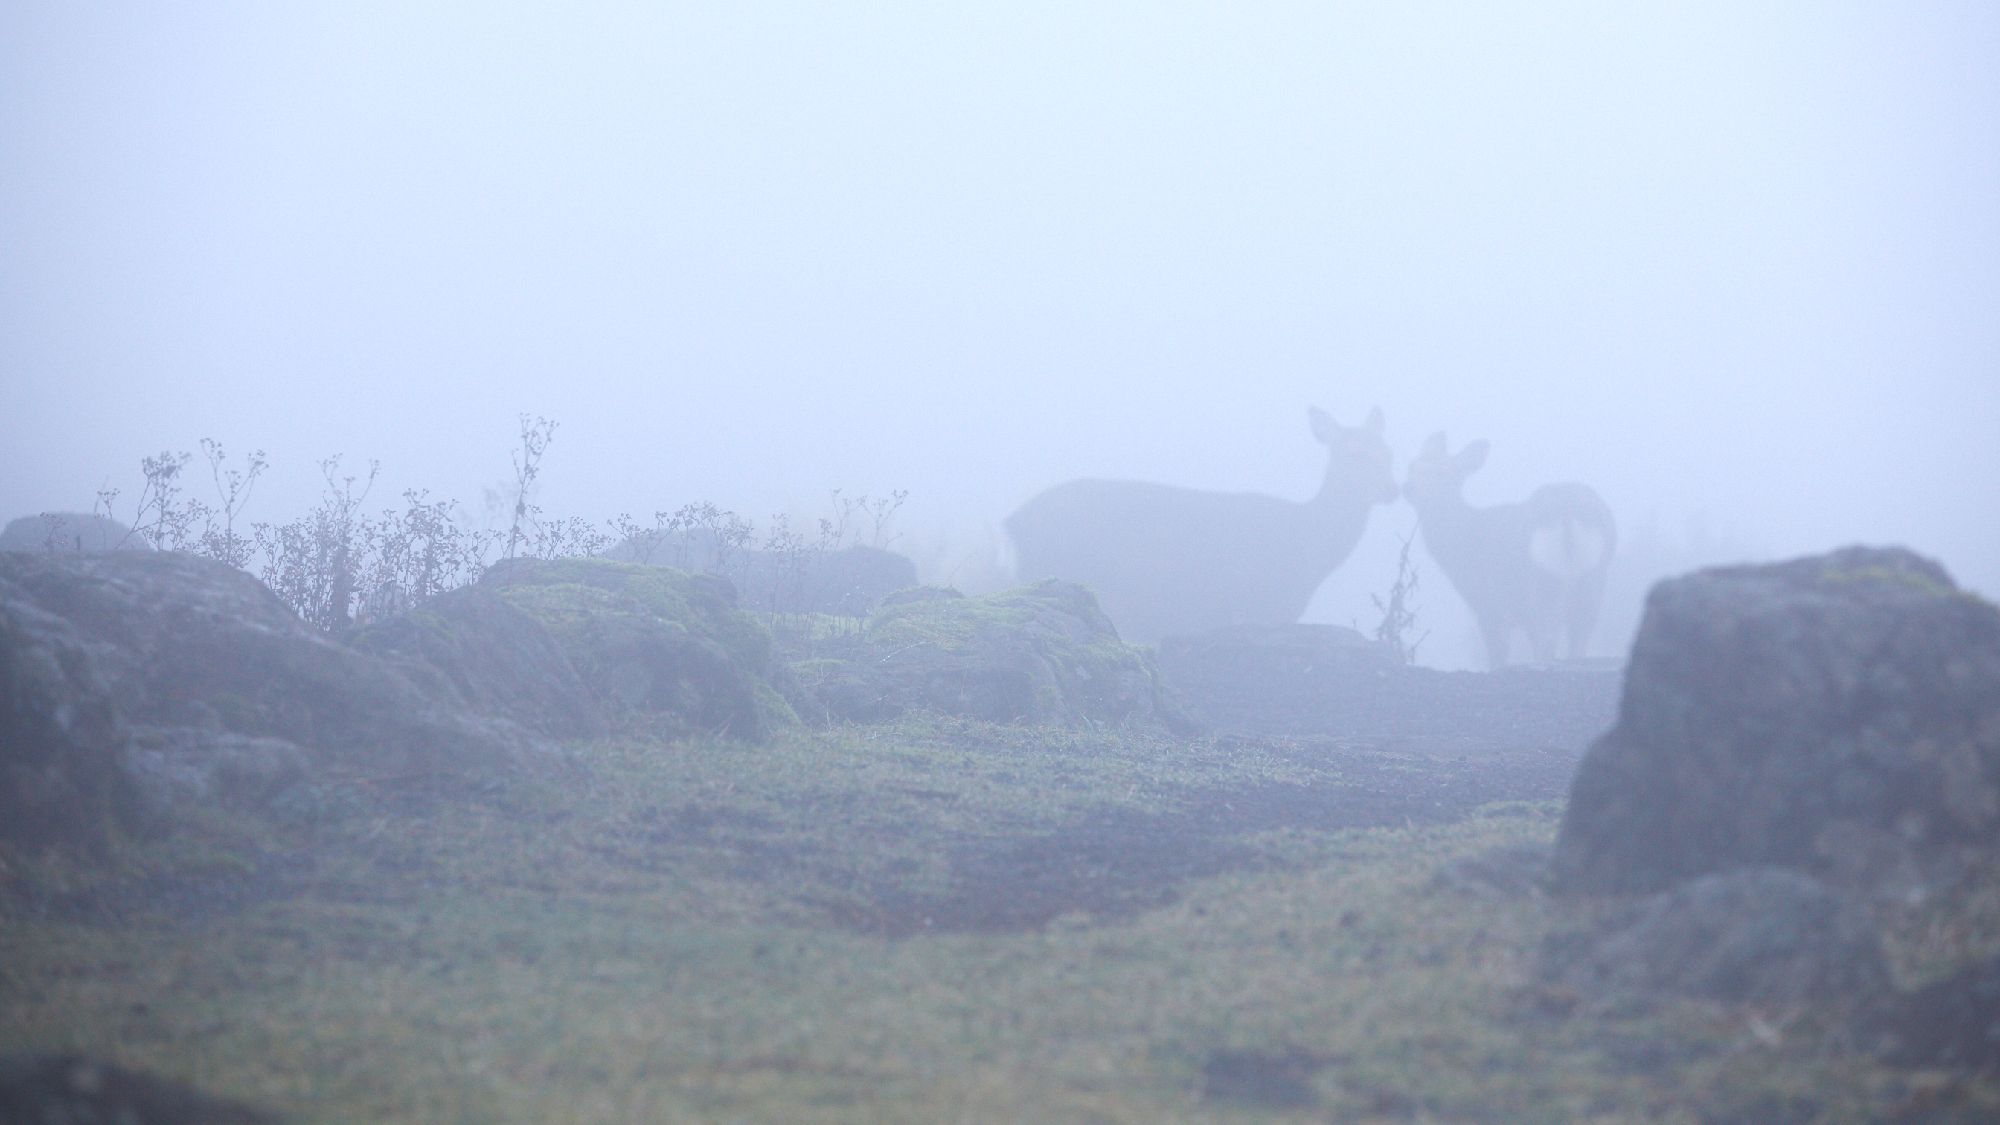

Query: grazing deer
<box><xmin>1403</xmin><ymin>433</ymin><xmax>1616</xmax><ymax>669</ymax></box>
<box><xmin>1005</xmin><ymin>407</ymin><xmax>1398</xmax><ymax>643</ymax></box>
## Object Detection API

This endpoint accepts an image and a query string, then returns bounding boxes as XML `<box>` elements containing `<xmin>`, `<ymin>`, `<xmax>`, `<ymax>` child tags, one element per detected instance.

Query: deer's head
<box><xmin>1311</xmin><ymin>406</ymin><xmax>1399</xmax><ymax>504</ymax></box>
<box><xmin>1403</xmin><ymin>432</ymin><xmax>1490</xmax><ymax>509</ymax></box>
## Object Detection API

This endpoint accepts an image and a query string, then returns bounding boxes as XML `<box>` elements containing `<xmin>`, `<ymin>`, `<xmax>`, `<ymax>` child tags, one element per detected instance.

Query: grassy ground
<box><xmin>2</xmin><ymin>716</ymin><xmax>1995</xmax><ymax>1122</ymax></box>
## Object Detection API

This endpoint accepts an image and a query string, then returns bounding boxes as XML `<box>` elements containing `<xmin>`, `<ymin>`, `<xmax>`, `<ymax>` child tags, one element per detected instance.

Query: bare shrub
<box><xmin>188</xmin><ymin>438</ymin><xmax>267</xmax><ymax>568</ymax></box>
<box><xmin>362</xmin><ymin>490</ymin><xmax>497</xmax><ymax>618</ymax></box>
<box><xmin>1370</xmin><ymin>529</ymin><xmax>1428</xmax><ymax>666</ymax></box>
<box><xmin>503</xmin><ymin>414</ymin><xmax>557</xmax><ymax>561</ymax></box>
<box><xmin>254</xmin><ymin>457</ymin><xmax>378</xmax><ymax>633</ymax></box>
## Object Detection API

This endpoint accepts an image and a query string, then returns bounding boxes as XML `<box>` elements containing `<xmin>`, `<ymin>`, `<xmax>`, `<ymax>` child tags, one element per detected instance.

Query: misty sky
<box><xmin>5</xmin><ymin>3</ymin><xmax>1996</xmax><ymax>667</ymax></box>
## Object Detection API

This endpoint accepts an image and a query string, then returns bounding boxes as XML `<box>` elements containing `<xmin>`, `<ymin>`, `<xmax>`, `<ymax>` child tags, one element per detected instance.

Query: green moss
<box><xmin>1825</xmin><ymin>564</ymin><xmax>1957</xmax><ymax>598</ymax></box>
<box><xmin>482</xmin><ymin>558</ymin><xmax>793</xmax><ymax>737</ymax></box>
<box><xmin>491</xmin><ymin>557</ymin><xmax>769</xmax><ymax>663</ymax></box>
<box><xmin>7</xmin><ymin>715</ymin><xmax>1995</xmax><ymax>1122</ymax></box>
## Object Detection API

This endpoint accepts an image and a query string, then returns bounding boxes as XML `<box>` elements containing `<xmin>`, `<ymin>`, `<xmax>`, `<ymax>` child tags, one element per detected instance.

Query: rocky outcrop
<box><xmin>1</xmin><ymin>578</ymin><xmax>146</xmax><ymax>850</ymax></box>
<box><xmin>794</xmin><ymin>581</ymin><xmax>1194</xmax><ymax>730</ymax></box>
<box><xmin>1540</xmin><ymin>867</ymin><xmax>1891</xmax><ymax>1010</ymax></box>
<box><xmin>1550</xmin><ymin>546</ymin><xmax>2000</xmax><ymax>899</ymax></box>
<box><xmin>1860</xmin><ymin>954</ymin><xmax>2000</xmax><ymax>1069</ymax></box>
<box><xmin>606</xmin><ymin>536</ymin><xmax>918</xmax><ymax>617</ymax></box>
<box><xmin>353</xmin><ymin>584</ymin><xmax>606</xmax><ymax>741</ymax></box>
<box><xmin>0</xmin><ymin>511</ymin><xmax>150</xmax><ymax>554</ymax></box>
<box><xmin>0</xmin><ymin>552</ymin><xmax>558</xmax><ymax>847</ymax></box>
<box><xmin>479</xmin><ymin>557</ymin><xmax>801</xmax><ymax>740</ymax></box>
<box><xmin>1158</xmin><ymin>624</ymin><xmax>1619</xmax><ymax>750</ymax></box>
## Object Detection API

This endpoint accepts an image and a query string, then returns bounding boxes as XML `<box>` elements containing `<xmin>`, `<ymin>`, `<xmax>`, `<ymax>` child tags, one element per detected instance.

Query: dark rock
<box><xmin>795</xmin><ymin>580</ymin><xmax>1195</xmax><ymax>730</ymax></box>
<box><xmin>1158</xmin><ymin>624</ymin><xmax>1622</xmax><ymax>751</ymax></box>
<box><xmin>0</xmin><ymin>576</ymin><xmax>146</xmax><ymax>851</ymax></box>
<box><xmin>122</xmin><ymin>728</ymin><xmax>309</xmax><ymax>811</ymax></box>
<box><xmin>352</xmin><ymin>584</ymin><xmax>606</xmax><ymax>741</ymax></box>
<box><xmin>1551</xmin><ymin>546</ymin><xmax>2000</xmax><ymax>897</ymax></box>
<box><xmin>1540</xmin><ymin>867</ymin><xmax>1892</xmax><ymax>1009</ymax></box>
<box><xmin>607</xmin><ymin>535</ymin><xmax>919</xmax><ymax>617</ymax></box>
<box><xmin>0</xmin><ymin>511</ymin><xmax>151</xmax><ymax>554</ymax></box>
<box><xmin>0</xmin><ymin>552</ymin><xmax>557</xmax><ymax>827</ymax></box>
<box><xmin>0</xmin><ymin>1051</ymin><xmax>277</xmax><ymax>1124</ymax></box>
<box><xmin>480</xmin><ymin>557</ymin><xmax>798</xmax><ymax>740</ymax></box>
<box><xmin>1861</xmin><ymin>953</ymin><xmax>2000</xmax><ymax>1070</ymax></box>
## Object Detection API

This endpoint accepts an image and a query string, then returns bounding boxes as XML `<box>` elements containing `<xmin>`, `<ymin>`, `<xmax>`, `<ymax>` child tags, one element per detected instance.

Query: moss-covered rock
<box><xmin>479</xmin><ymin>557</ymin><xmax>799</xmax><ymax>741</ymax></box>
<box><xmin>798</xmin><ymin>580</ymin><xmax>1195</xmax><ymax>730</ymax></box>
<box><xmin>1552</xmin><ymin>545</ymin><xmax>2000</xmax><ymax>899</ymax></box>
<box><xmin>353</xmin><ymin>585</ymin><xmax>606</xmax><ymax>741</ymax></box>
<box><xmin>0</xmin><ymin>551</ymin><xmax>558</xmax><ymax>843</ymax></box>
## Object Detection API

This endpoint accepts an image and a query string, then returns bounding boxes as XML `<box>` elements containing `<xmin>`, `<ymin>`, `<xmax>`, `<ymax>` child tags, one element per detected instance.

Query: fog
<box><xmin>5</xmin><ymin>3</ymin><xmax>1996</xmax><ymax>668</ymax></box>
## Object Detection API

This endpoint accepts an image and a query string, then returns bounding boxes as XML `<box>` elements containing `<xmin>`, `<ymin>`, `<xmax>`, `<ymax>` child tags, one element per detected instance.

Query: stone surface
<box><xmin>1540</xmin><ymin>867</ymin><xmax>1892</xmax><ymax>1009</ymax></box>
<box><xmin>1861</xmin><ymin>953</ymin><xmax>2000</xmax><ymax>1070</ymax></box>
<box><xmin>353</xmin><ymin>584</ymin><xmax>606</xmax><ymax>741</ymax></box>
<box><xmin>0</xmin><ymin>551</ymin><xmax>556</xmax><ymax>835</ymax></box>
<box><xmin>606</xmin><ymin>535</ymin><xmax>918</xmax><ymax>617</ymax></box>
<box><xmin>1159</xmin><ymin>624</ymin><xmax>1620</xmax><ymax>751</ymax></box>
<box><xmin>0</xmin><ymin>575</ymin><xmax>146</xmax><ymax>850</ymax></box>
<box><xmin>793</xmin><ymin>580</ymin><xmax>1195</xmax><ymax>730</ymax></box>
<box><xmin>1550</xmin><ymin>546</ymin><xmax>2000</xmax><ymax>897</ymax></box>
<box><xmin>0</xmin><ymin>511</ymin><xmax>150</xmax><ymax>554</ymax></box>
<box><xmin>480</xmin><ymin>556</ymin><xmax>800</xmax><ymax>740</ymax></box>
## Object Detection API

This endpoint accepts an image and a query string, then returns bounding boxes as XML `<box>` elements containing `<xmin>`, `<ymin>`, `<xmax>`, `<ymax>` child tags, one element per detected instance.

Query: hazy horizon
<box><xmin>6</xmin><ymin>3</ymin><xmax>1996</xmax><ymax>667</ymax></box>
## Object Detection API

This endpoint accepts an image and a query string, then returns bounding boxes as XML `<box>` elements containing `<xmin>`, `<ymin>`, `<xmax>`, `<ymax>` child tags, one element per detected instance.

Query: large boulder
<box><xmin>798</xmin><ymin>580</ymin><xmax>1194</xmax><ymax>729</ymax></box>
<box><xmin>478</xmin><ymin>557</ymin><xmax>800</xmax><ymax>740</ymax></box>
<box><xmin>0</xmin><ymin>552</ymin><xmax>556</xmax><ymax>835</ymax></box>
<box><xmin>1860</xmin><ymin>953</ymin><xmax>2000</xmax><ymax>1070</ymax></box>
<box><xmin>1550</xmin><ymin>546</ymin><xmax>2000</xmax><ymax>897</ymax></box>
<box><xmin>1540</xmin><ymin>867</ymin><xmax>1892</xmax><ymax>1010</ymax></box>
<box><xmin>353</xmin><ymin>584</ymin><xmax>606</xmax><ymax>741</ymax></box>
<box><xmin>0</xmin><ymin>511</ymin><xmax>150</xmax><ymax>553</ymax></box>
<box><xmin>0</xmin><ymin>578</ymin><xmax>146</xmax><ymax>851</ymax></box>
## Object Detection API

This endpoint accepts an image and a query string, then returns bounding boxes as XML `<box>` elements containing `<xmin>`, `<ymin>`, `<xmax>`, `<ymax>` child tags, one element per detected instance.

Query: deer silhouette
<box><xmin>1005</xmin><ymin>407</ymin><xmax>1398</xmax><ymax>644</ymax></box>
<box><xmin>1403</xmin><ymin>433</ymin><xmax>1616</xmax><ymax>669</ymax></box>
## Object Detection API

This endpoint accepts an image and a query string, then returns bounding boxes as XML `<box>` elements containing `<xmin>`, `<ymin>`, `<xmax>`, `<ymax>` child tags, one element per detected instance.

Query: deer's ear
<box><xmin>1363</xmin><ymin>406</ymin><xmax>1384</xmax><ymax>435</ymax></box>
<box><xmin>1422</xmin><ymin>432</ymin><xmax>1447</xmax><ymax>458</ymax></box>
<box><xmin>1309</xmin><ymin>406</ymin><xmax>1335</xmax><ymax>443</ymax></box>
<box><xmin>1458</xmin><ymin>439</ymin><xmax>1490</xmax><ymax>473</ymax></box>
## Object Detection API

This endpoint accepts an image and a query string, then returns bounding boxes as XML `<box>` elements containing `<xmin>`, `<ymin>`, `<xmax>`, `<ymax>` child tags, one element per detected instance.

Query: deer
<box><xmin>1402</xmin><ymin>432</ymin><xmax>1617</xmax><ymax>669</ymax></box>
<box><xmin>1005</xmin><ymin>406</ymin><xmax>1399</xmax><ymax>644</ymax></box>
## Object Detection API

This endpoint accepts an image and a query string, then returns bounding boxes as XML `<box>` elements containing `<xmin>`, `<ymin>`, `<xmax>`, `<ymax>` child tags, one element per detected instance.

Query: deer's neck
<box><xmin>1311</xmin><ymin>470</ymin><xmax>1378</xmax><ymax>516</ymax></box>
<box><xmin>1413</xmin><ymin>495</ymin><xmax>1482</xmax><ymax>556</ymax></box>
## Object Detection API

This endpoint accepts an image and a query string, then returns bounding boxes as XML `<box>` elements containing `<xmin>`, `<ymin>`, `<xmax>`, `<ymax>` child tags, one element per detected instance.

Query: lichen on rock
<box><xmin>1550</xmin><ymin>545</ymin><xmax>2000</xmax><ymax>900</ymax></box>
<box><xmin>479</xmin><ymin>556</ymin><xmax>800</xmax><ymax>740</ymax></box>
<box><xmin>800</xmin><ymin>579</ymin><xmax>1195</xmax><ymax>730</ymax></box>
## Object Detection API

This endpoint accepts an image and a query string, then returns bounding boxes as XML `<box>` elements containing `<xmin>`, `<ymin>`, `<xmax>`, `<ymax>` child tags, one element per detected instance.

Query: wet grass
<box><xmin>3</xmin><ymin>716</ymin><xmax>1995</xmax><ymax>1122</ymax></box>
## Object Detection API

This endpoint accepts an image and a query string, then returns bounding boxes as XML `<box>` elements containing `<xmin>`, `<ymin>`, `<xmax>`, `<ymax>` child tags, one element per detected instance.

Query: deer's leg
<box><xmin>1565</xmin><ymin>578</ymin><xmax>1604</xmax><ymax>660</ymax></box>
<box><xmin>1481</xmin><ymin>618</ymin><xmax>1511</xmax><ymax>670</ymax></box>
<box><xmin>1528</xmin><ymin>621</ymin><xmax>1559</xmax><ymax>665</ymax></box>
